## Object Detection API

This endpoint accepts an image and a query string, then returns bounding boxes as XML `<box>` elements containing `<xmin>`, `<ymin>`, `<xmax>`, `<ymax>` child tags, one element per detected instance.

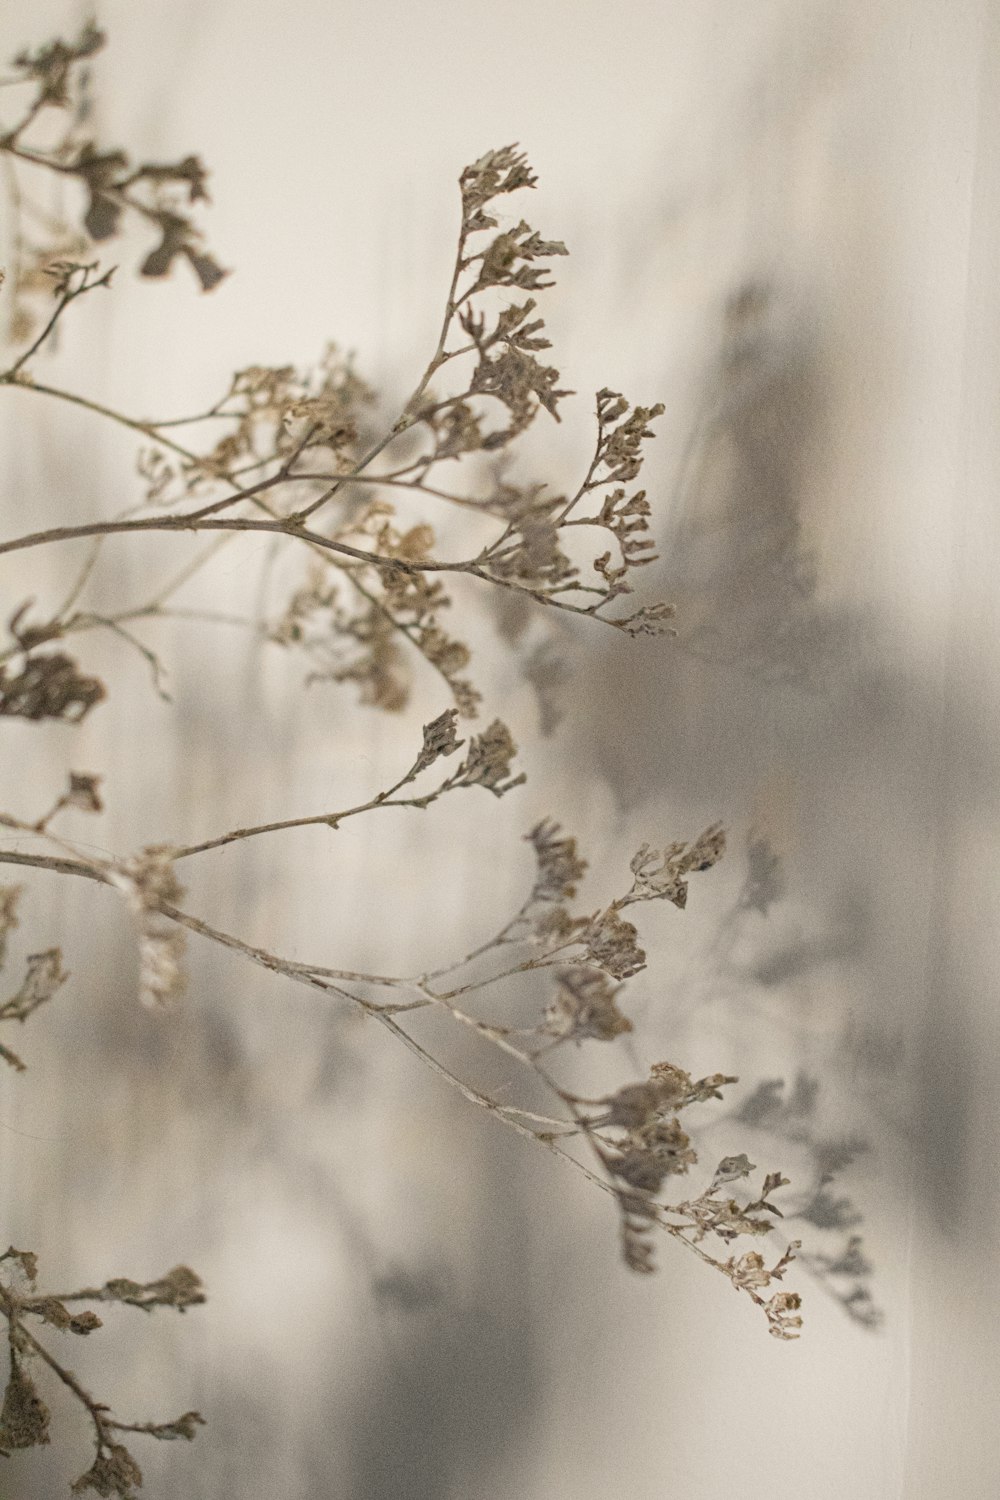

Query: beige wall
<box><xmin>2</xmin><ymin>2</ymin><xmax>998</xmax><ymax>1496</ymax></box>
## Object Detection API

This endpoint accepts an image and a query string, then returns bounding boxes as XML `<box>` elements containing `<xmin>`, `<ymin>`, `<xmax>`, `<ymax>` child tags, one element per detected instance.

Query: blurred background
<box><xmin>2</xmin><ymin>1</ymin><xmax>999</xmax><ymax>1496</ymax></box>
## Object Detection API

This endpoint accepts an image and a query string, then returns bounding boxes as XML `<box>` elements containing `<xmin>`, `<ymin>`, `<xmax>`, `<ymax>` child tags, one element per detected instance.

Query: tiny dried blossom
<box><xmin>26</xmin><ymin>1298</ymin><xmax>102</xmax><ymax>1335</ymax></box>
<box><xmin>65</xmin><ymin>772</ymin><xmax>104</xmax><ymax>814</ymax></box>
<box><xmin>579</xmin><ymin>1066</ymin><xmax>783</xmax><ymax>1277</ymax></box>
<box><xmin>648</xmin><ymin>1060</ymin><xmax>737</xmax><ymax>1108</ymax></box>
<box><xmin>710</xmin><ymin>1153</ymin><xmax>757</xmax><ymax>1190</ymax></box>
<box><xmin>271</xmin><ymin>566</ymin><xmax>413</xmax><ymax>714</ymax></box>
<box><xmin>143</xmin><ymin>1411</ymin><xmax>205</xmax><ymax>1441</ymax></box>
<box><xmin>1</xmin><ymin>1248</ymin><xmax>206</xmax><ymax>1483</ymax></box>
<box><xmin>471</xmin><ymin>220</ymin><xmax>569</xmax><ymax>295</ymax></box>
<box><xmin>1</xmin><ymin>950</ymin><xmax>68</xmax><ymax>1072</ymax></box>
<box><xmin>448</xmin><ymin>720</ymin><xmax>525</xmax><ymax>798</ymax></box>
<box><xmin>525</xmin><ymin>820</ymin><xmax>588</xmax><ymax>904</ymax></box>
<box><xmin>764</xmin><ymin>1290</ymin><xmax>804</xmax><ymax>1340</ymax></box>
<box><xmin>0</xmin><ymin>651</ymin><xmax>107</xmax><ymax>723</ymax></box>
<box><xmin>616</xmin><ymin>601</ymin><xmax>678</xmax><ymax>638</ymax></box>
<box><xmin>581</xmin><ymin>906</ymin><xmax>646</xmax><ymax>980</ymax></box>
<box><xmin>671</xmin><ymin>1166</ymin><xmax>790</xmax><ymax>1247</ymax></box>
<box><xmin>0</xmin><ymin>1358</ymin><xmax>51</xmax><ymax>1451</ymax></box>
<box><xmin>0</xmin><ymin>885</ymin><xmax>22</xmax><ymax>969</ymax></box>
<box><xmin>483</xmin><ymin>487</ymin><xmax>578</xmax><ymax>591</ymax></box>
<box><xmin>413</xmin><ymin>148</ymin><xmax>574</xmax><ymax>455</ymax></box>
<box><xmin>71</xmin><ymin>1441</ymin><xmax>144</xmax><ymax>1497</ymax></box>
<box><xmin>4</xmin><ymin>230</ymin><xmax>93</xmax><ymax>343</ymax></box>
<box><xmin>99</xmin><ymin>1265</ymin><xmax>205</xmax><ymax>1312</ymax></box>
<box><xmin>0</xmin><ymin>1247</ymin><xmax>39</xmax><ymax>1287</ymax></box>
<box><xmin>419</xmin><ymin>397</ymin><xmax>484</xmax><ymax>460</ymax></box>
<box><xmin>543</xmin><ymin>967</ymin><xmax>632</xmax><ymax>1044</ymax></box>
<box><xmin>459</xmin><ymin>144</ymin><xmax>538</xmax><ymax>226</ymax></box>
<box><xmin>599</xmin><ymin>1066</ymin><xmax>736</xmax><ymax>1134</ymax></box>
<box><xmin>218</xmin><ymin>345</ymin><xmax>373</xmax><ymax>480</ymax></box>
<box><xmin>608</xmin><ymin>1118</ymin><xmax>697</xmax><ymax>1193</ymax></box>
<box><xmin>109</xmin><ymin>847</ymin><xmax>186</xmax><ymax>1009</ymax></box>
<box><xmin>453</xmin><ymin>385</ymin><xmax>674</xmax><ymax>629</ymax></box>
<box><xmin>594</xmin><ymin>389</ymin><xmax>666</xmax><ymax>484</ymax></box>
<box><xmin>272</xmin><ymin>505</ymin><xmax>481</xmax><ymax>719</ymax></box>
<box><xmin>413</xmin><ymin>708</ymin><xmax>463</xmax><ymax>775</ymax></box>
<box><xmin>725</xmin><ymin>1250</ymin><xmax>773</xmax><ymax>1292</ymax></box>
<box><xmin>547</xmin><ymin>827</ymin><xmax>727</xmax><ymax>982</ymax></box>
<box><xmin>625</xmin><ymin>824</ymin><xmax>726</xmax><ymax>910</ymax></box>
<box><xmin>469</xmin><ymin>340</ymin><xmax>574</xmax><ymax>441</ymax></box>
<box><xmin>713</xmin><ymin>1241</ymin><xmax>803</xmax><ymax>1326</ymax></box>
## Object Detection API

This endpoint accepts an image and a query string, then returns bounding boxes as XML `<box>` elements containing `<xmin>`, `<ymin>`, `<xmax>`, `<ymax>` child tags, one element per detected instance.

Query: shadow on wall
<box><xmin>570</xmin><ymin>274</ymin><xmax>983</xmax><ymax>1254</ymax></box>
<box><xmin>666</xmin><ymin>281</ymin><xmax>843</xmax><ymax>690</ymax></box>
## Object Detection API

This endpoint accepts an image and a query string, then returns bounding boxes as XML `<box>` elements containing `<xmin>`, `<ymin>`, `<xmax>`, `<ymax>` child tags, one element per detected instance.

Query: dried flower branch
<box><xmin>0</xmin><ymin>645</ymin><xmax>106</xmax><ymax>724</ymax></box>
<box><xmin>0</xmin><ymin>1248</ymin><xmax>204</xmax><ymax>1494</ymax></box>
<box><xmin>0</xmin><ymin>947</ymin><xmax>67</xmax><ymax>1071</ymax></box>
<box><xmin>1</xmin><ymin>89</ymin><xmax>675</xmax><ymax>717</ymax></box>
<box><xmin>0</xmin><ymin>785</ymin><xmax>801</xmax><ymax>1339</ymax></box>
<box><xmin>0</xmin><ymin>22</ymin><xmax>815</xmax><ymax>1494</ymax></box>
<box><xmin>0</xmin><ymin>883</ymin><xmax>69</xmax><ymax>1071</ymax></box>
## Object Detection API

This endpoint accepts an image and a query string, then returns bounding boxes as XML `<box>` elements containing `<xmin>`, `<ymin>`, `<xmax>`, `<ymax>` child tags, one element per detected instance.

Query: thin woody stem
<box><xmin>0</xmin><ymin>510</ymin><xmax>452</xmax><ymax>569</ymax></box>
<box><xmin>291</xmin><ymin>208</ymin><xmax>472</xmax><ymax>525</ymax></box>
<box><xmin>1</xmin><ymin>264</ymin><xmax>113</xmax><ymax>381</ymax></box>
<box><xmin>170</xmin><ymin>758</ymin><xmax>430</xmax><ymax>860</ymax></box>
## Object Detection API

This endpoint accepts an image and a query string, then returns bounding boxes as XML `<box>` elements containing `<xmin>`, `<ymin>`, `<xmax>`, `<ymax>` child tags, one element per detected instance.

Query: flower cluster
<box><xmin>0</xmin><ymin>1248</ymin><xmax>205</xmax><ymax>1497</ymax></box>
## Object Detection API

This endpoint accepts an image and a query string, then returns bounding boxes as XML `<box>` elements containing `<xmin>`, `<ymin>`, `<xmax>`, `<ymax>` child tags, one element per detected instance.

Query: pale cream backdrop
<box><xmin>1</xmin><ymin>2</ymin><xmax>998</xmax><ymax>1497</ymax></box>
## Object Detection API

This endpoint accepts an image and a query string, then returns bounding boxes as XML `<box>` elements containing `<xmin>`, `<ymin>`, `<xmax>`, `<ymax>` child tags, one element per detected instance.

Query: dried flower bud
<box><xmin>109</xmin><ymin>848</ymin><xmax>186</xmax><ymax>1009</ymax></box>
<box><xmin>543</xmin><ymin>968</ymin><xmax>632</xmax><ymax>1044</ymax></box>
<box><xmin>0</xmin><ymin>651</ymin><xmax>106</xmax><ymax>723</ymax></box>
<box><xmin>764</xmin><ymin>1290</ymin><xmax>804</xmax><ymax>1340</ymax></box>
<box><xmin>71</xmin><ymin>1441</ymin><xmax>143</xmax><ymax>1496</ymax></box>
<box><xmin>65</xmin><ymin>772</ymin><xmax>104</xmax><ymax>814</ymax></box>
<box><xmin>413</xmin><ymin>709</ymin><xmax>463</xmax><ymax>775</ymax></box>
<box><xmin>0</xmin><ymin>1359</ymin><xmax>51</xmax><ymax>1451</ymax></box>
<box><xmin>526</xmin><ymin>821</ymin><xmax>587</xmax><ymax>903</ymax></box>
<box><xmin>451</xmin><ymin>720</ymin><xmax>525</xmax><ymax>797</ymax></box>
<box><xmin>0</xmin><ymin>886</ymin><xmax>22</xmax><ymax>969</ymax></box>
<box><xmin>582</xmin><ymin>906</ymin><xmax>645</xmax><ymax>980</ymax></box>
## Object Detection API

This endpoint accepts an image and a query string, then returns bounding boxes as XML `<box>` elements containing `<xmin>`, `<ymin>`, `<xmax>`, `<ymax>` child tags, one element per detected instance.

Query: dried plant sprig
<box><xmin>0</xmin><ymin>784</ymin><xmax>800</xmax><ymax>1321</ymax></box>
<box><xmin>0</xmin><ymin>126</ymin><xmax>675</xmax><ymax>717</ymax></box>
<box><xmin>0</xmin><ymin>947</ymin><xmax>68</xmax><ymax>1071</ymax></box>
<box><xmin>0</xmin><ymin>818</ymin><xmax>801</xmax><ymax>1334</ymax></box>
<box><xmin>0</xmin><ymin>881</ymin><xmax>68</xmax><ymax>1071</ymax></box>
<box><xmin>0</xmin><ymin>786</ymin><xmax>803</xmax><ymax>1338</ymax></box>
<box><xmin>268</xmin><ymin>504</ymin><xmax>482</xmax><ymax>717</ymax></box>
<box><xmin>1</xmin><ymin>259</ymin><xmax>115</xmax><ymax>383</ymax></box>
<box><xmin>0</xmin><ymin>645</ymin><xmax>106</xmax><ymax>723</ymax></box>
<box><xmin>0</xmin><ymin>1248</ymin><xmax>204</xmax><ymax>1494</ymax></box>
<box><xmin>108</xmin><ymin>848</ymin><xmax>188</xmax><ymax>1010</ymax></box>
<box><xmin>0</xmin><ymin>796</ymin><xmax>188</xmax><ymax>1015</ymax></box>
<box><xmin>541</xmin><ymin>968</ymin><xmax>633</xmax><ymax>1045</ymax></box>
<box><xmin>539</xmin><ymin>1071</ymin><xmax>802</xmax><ymax>1330</ymax></box>
<box><xmin>0</xmin><ymin>883</ymin><xmax>21</xmax><ymax>969</ymax></box>
<box><xmin>424</xmin><ymin>818</ymin><xmax>726</xmax><ymax>993</ymax></box>
<box><xmin>168</xmin><ymin>709</ymin><xmax>522</xmax><ymax>860</ymax></box>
